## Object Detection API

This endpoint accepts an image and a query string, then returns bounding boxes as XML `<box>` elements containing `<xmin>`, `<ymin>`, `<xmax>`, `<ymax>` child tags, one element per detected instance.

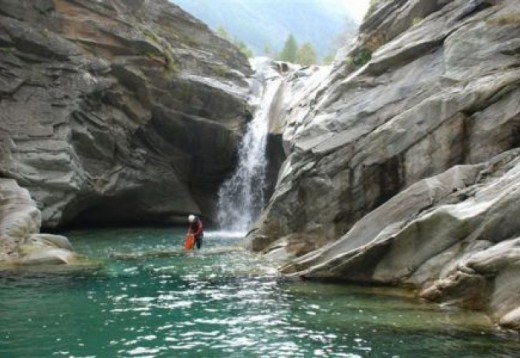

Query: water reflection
<box><xmin>1</xmin><ymin>228</ymin><xmax>520</xmax><ymax>357</ymax></box>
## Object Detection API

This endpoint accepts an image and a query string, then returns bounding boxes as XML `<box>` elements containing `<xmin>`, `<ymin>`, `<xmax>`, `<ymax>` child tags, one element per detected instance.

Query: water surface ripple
<box><xmin>1</xmin><ymin>228</ymin><xmax>519</xmax><ymax>357</ymax></box>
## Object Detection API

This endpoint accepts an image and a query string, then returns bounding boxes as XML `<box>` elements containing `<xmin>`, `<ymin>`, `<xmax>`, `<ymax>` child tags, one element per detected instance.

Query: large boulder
<box><xmin>0</xmin><ymin>178</ymin><xmax>80</xmax><ymax>267</ymax></box>
<box><xmin>278</xmin><ymin>149</ymin><xmax>520</xmax><ymax>329</ymax></box>
<box><xmin>248</xmin><ymin>0</ymin><xmax>520</xmax><ymax>329</ymax></box>
<box><xmin>0</xmin><ymin>0</ymin><xmax>252</xmax><ymax>227</ymax></box>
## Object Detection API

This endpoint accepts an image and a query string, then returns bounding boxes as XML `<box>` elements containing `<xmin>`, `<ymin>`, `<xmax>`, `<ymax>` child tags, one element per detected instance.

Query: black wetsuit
<box><xmin>188</xmin><ymin>219</ymin><xmax>204</xmax><ymax>249</ymax></box>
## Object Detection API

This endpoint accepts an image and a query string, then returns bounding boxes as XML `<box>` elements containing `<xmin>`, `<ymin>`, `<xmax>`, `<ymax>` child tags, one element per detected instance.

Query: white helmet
<box><xmin>188</xmin><ymin>214</ymin><xmax>196</xmax><ymax>223</ymax></box>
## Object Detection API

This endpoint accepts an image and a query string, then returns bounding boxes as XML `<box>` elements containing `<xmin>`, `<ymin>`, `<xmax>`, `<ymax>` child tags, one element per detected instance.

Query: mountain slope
<box><xmin>170</xmin><ymin>0</ymin><xmax>358</xmax><ymax>59</ymax></box>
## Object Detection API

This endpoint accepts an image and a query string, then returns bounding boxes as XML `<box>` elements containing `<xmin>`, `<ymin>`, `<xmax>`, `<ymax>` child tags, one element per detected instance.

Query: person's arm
<box><xmin>193</xmin><ymin>220</ymin><xmax>203</xmax><ymax>236</ymax></box>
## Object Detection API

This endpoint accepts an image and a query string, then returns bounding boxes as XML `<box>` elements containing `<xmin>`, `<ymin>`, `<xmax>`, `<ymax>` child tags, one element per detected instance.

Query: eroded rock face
<box><xmin>0</xmin><ymin>178</ymin><xmax>79</xmax><ymax>266</ymax></box>
<box><xmin>0</xmin><ymin>0</ymin><xmax>252</xmax><ymax>227</ymax></box>
<box><xmin>248</xmin><ymin>0</ymin><xmax>520</xmax><ymax>329</ymax></box>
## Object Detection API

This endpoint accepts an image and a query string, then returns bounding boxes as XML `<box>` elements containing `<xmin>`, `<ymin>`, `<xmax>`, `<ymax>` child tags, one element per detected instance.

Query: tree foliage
<box><xmin>322</xmin><ymin>53</ymin><xmax>335</xmax><ymax>65</ymax></box>
<box><xmin>277</xmin><ymin>35</ymin><xmax>318</xmax><ymax>65</ymax></box>
<box><xmin>263</xmin><ymin>45</ymin><xmax>274</xmax><ymax>57</ymax></box>
<box><xmin>278</xmin><ymin>34</ymin><xmax>298</xmax><ymax>62</ymax></box>
<box><xmin>236</xmin><ymin>40</ymin><xmax>254</xmax><ymax>58</ymax></box>
<box><xmin>216</xmin><ymin>26</ymin><xmax>231</xmax><ymax>41</ymax></box>
<box><xmin>216</xmin><ymin>25</ymin><xmax>253</xmax><ymax>58</ymax></box>
<box><xmin>297</xmin><ymin>42</ymin><xmax>317</xmax><ymax>66</ymax></box>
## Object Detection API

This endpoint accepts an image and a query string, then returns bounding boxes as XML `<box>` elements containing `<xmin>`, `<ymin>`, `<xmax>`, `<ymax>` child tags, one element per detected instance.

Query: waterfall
<box><xmin>217</xmin><ymin>59</ymin><xmax>282</xmax><ymax>233</ymax></box>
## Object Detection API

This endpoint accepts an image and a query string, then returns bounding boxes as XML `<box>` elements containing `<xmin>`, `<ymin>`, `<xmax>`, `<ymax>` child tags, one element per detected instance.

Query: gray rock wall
<box><xmin>248</xmin><ymin>0</ymin><xmax>520</xmax><ymax>330</ymax></box>
<box><xmin>0</xmin><ymin>0</ymin><xmax>252</xmax><ymax>227</ymax></box>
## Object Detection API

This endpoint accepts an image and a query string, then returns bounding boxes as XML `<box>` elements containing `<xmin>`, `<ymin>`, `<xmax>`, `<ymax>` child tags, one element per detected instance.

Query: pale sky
<box><xmin>343</xmin><ymin>0</ymin><xmax>370</xmax><ymax>23</ymax></box>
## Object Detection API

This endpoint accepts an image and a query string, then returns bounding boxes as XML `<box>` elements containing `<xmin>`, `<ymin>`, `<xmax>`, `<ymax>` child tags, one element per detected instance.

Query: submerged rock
<box><xmin>0</xmin><ymin>0</ymin><xmax>252</xmax><ymax>228</ymax></box>
<box><xmin>248</xmin><ymin>0</ymin><xmax>520</xmax><ymax>330</ymax></box>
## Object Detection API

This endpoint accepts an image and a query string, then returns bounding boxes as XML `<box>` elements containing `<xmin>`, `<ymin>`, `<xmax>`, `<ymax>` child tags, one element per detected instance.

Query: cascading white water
<box><xmin>217</xmin><ymin>59</ymin><xmax>282</xmax><ymax>233</ymax></box>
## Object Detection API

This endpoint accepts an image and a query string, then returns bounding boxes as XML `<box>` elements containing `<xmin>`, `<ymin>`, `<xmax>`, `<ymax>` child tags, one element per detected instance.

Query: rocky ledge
<box><xmin>248</xmin><ymin>0</ymin><xmax>520</xmax><ymax>330</ymax></box>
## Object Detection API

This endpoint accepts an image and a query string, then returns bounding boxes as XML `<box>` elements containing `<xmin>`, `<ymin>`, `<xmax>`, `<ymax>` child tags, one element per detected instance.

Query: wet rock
<box><xmin>499</xmin><ymin>307</ymin><xmax>520</xmax><ymax>331</ymax></box>
<box><xmin>278</xmin><ymin>147</ymin><xmax>520</xmax><ymax>328</ymax></box>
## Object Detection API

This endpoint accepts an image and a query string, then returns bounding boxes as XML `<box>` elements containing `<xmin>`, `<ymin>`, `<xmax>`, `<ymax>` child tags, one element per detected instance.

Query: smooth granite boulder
<box><xmin>0</xmin><ymin>178</ymin><xmax>80</xmax><ymax>267</ymax></box>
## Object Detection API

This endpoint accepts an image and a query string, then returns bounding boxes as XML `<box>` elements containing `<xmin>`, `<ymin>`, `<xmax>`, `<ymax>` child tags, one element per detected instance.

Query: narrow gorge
<box><xmin>2</xmin><ymin>0</ymin><xmax>520</xmax><ymax>347</ymax></box>
<box><xmin>0</xmin><ymin>0</ymin><xmax>252</xmax><ymax>266</ymax></box>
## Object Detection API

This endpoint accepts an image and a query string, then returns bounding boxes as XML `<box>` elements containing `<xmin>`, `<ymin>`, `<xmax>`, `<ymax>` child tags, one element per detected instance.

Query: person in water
<box><xmin>187</xmin><ymin>214</ymin><xmax>204</xmax><ymax>249</ymax></box>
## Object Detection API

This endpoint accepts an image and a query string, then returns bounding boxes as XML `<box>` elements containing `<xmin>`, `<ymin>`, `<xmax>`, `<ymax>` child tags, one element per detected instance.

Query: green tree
<box><xmin>297</xmin><ymin>42</ymin><xmax>317</xmax><ymax>66</ymax></box>
<box><xmin>216</xmin><ymin>26</ymin><xmax>253</xmax><ymax>58</ymax></box>
<box><xmin>216</xmin><ymin>26</ymin><xmax>231</xmax><ymax>41</ymax></box>
<box><xmin>263</xmin><ymin>45</ymin><xmax>273</xmax><ymax>57</ymax></box>
<box><xmin>278</xmin><ymin>34</ymin><xmax>298</xmax><ymax>63</ymax></box>
<box><xmin>322</xmin><ymin>53</ymin><xmax>335</xmax><ymax>65</ymax></box>
<box><xmin>235</xmin><ymin>40</ymin><xmax>254</xmax><ymax>58</ymax></box>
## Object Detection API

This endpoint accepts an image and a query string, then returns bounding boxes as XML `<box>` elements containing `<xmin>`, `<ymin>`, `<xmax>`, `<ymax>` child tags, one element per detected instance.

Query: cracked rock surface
<box><xmin>0</xmin><ymin>0</ymin><xmax>252</xmax><ymax>227</ymax></box>
<box><xmin>248</xmin><ymin>0</ymin><xmax>520</xmax><ymax>330</ymax></box>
